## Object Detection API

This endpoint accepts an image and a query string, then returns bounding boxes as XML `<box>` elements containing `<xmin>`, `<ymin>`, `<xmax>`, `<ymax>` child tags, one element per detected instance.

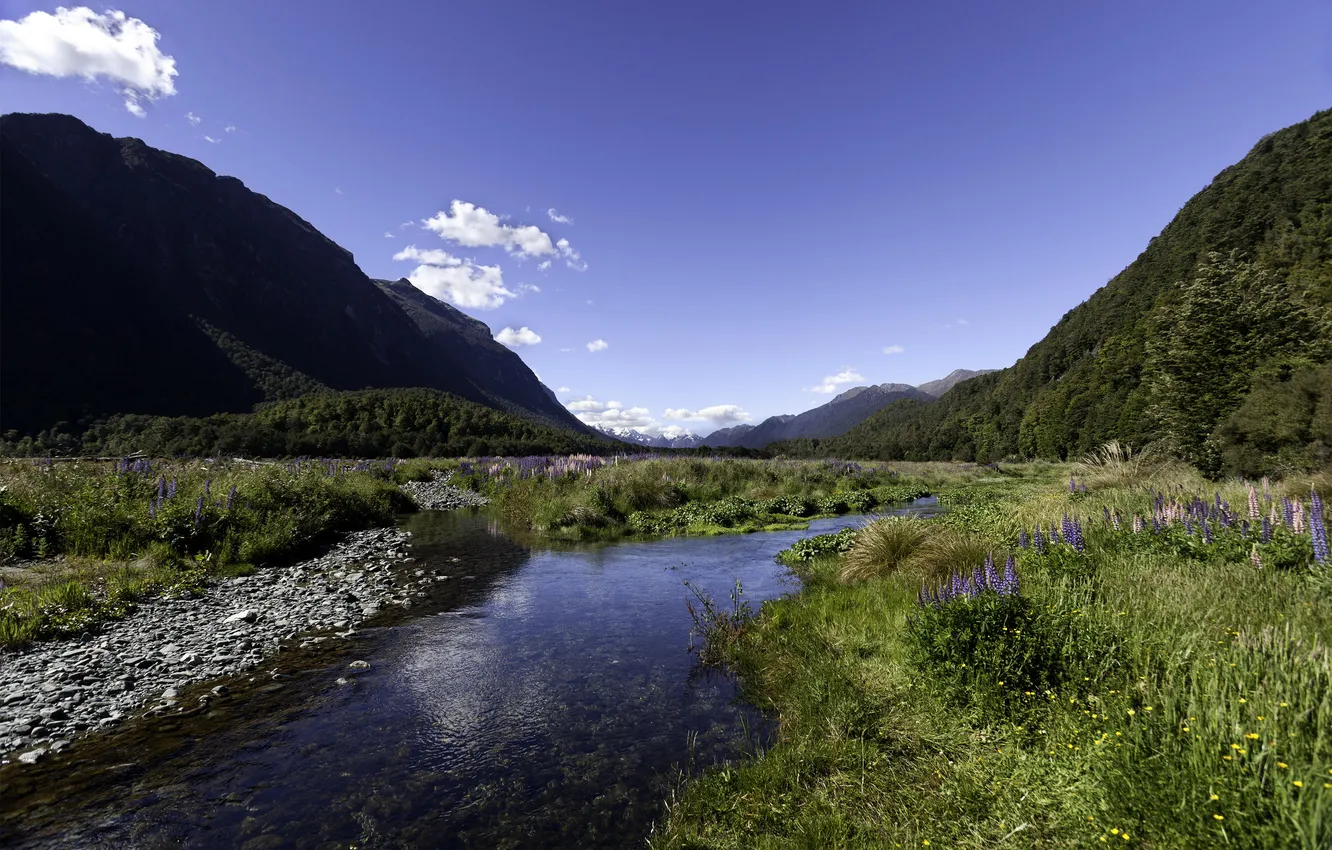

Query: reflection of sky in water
<box><xmin>9</xmin><ymin>501</ymin><xmax>940</xmax><ymax>849</ymax></box>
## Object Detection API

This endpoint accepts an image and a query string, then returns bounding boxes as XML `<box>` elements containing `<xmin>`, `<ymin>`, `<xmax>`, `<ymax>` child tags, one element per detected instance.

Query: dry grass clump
<box><xmin>904</xmin><ymin>529</ymin><xmax>992</xmax><ymax>583</ymax></box>
<box><xmin>838</xmin><ymin>518</ymin><xmax>929</xmax><ymax>583</ymax></box>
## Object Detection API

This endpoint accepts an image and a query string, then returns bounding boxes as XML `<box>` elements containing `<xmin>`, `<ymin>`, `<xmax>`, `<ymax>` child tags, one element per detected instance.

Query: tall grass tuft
<box><xmin>838</xmin><ymin>518</ymin><xmax>929</xmax><ymax>583</ymax></box>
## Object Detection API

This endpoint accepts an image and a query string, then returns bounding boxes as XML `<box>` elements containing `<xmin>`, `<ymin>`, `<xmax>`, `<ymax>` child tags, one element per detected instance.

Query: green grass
<box><xmin>446</xmin><ymin>457</ymin><xmax>940</xmax><ymax>541</ymax></box>
<box><xmin>0</xmin><ymin>457</ymin><xmax>411</xmax><ymax>648</ymax></box>
<box><xmin>654</xmin><ymin>463</ymin><xmax>1332</xmax><ymax>849</ymax></box>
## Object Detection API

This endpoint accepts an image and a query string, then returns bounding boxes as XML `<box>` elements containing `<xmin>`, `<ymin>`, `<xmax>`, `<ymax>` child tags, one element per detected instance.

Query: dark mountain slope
<box><xmin>0</xmin><ymin>112</ymin><xmax>584</xmax><ymax>441</ymax></box>
<box><xmin>373</xmin><ymin>279</ymin><xmax>589</xmax><ymax>431</ymax></box>
<box><xmin>782</xmin><ymin>109</ymin><xmax>1332</xmax><ymax>469</ymax></box>
<box><xmin>706</xmin><ymin>384</ymin><xmax>931</xmax><ymax>449</ymax></box>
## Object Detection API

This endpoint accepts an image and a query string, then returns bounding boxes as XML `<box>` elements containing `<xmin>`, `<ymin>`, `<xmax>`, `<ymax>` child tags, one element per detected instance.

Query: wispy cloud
<box><xmin>883</xmin><ymin>345</ymin><xmax>904</xmax><ymax>355</ymax></box>
<box><xmin>586</xmin><ymin>339</ymin><xmax>609</xmax><ymax>353</ymax></box>
<box><xmin>537</xmin><ymin>260</ymin><xmax>552</xmax><ymax>271</ymax></box>
<box><xmin>494</xmin><ymin>326</ymin><xmax>541</xmax><ymax>347</ymax></box>
<box><xmin>556</xmin><ymin>386</ymin><xmax>571</xmax><ymax>394</ymax></box>
<box><xmin>808</xmin><ymin>367</ymin><xmax>864</xmax><ymax>394</ymax></box>
<box><xmin>203</xmin><ymin>135</ymin><xmax>219</xmax><ymax>143</ymax></box>
<box><xmin>0</xmin><ymin>7</ymin><xmax>178</xmax><ymax>116</ymax></box>
<box><xmin>335</xmin><ymin>187</ymin><xmax>344</xmax><ymax>195</ymax></box>
<box><xmin>185</xmin><ymin>111</ymin><xmax>201</xmax><ymax>125</ymax></box>
<box><xmin>224</xmin><ymin>124</ymin><xmax>236</xmax><ymax>133</ymax></box>
<box><xmin>557</xmin><ymin>237</ymin><xmax>586</xmax><ymax>271</ymax></box>
<box><xmin>383</xmin><ymin>231</ymin><xmax>394</xmax><ymax>238</ymax></box>
<box><xmin>399</xmin><ymin>220</ymin><xmax>415</xmax><ymax>229</ymax></box>
<box><xmin>547</xmin><ymin>208</ymin><xmax>573</xmax><ymax>225</ymax></box>
<box><xmin>564</xmin><ymin>396</ymin><xmax>671</xmax><ymax>436</ymax></box>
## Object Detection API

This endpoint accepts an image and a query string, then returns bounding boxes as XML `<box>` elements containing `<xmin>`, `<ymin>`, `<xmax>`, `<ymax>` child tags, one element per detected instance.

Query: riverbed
<box><xmin>1</xmin><ymin>499</ymin><xmax>940</xmax><ymax>849</ymax></box>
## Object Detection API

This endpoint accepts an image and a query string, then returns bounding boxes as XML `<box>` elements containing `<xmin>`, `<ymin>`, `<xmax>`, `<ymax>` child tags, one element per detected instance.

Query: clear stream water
<box><xmin>1</xmin><ymin>499</ymin><xmax>940</xmax><ymax>849</ymax></box>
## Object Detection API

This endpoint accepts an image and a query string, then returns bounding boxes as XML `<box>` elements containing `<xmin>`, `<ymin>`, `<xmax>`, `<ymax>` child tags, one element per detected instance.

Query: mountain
<box><xmin>916</xmin><ymin>369</ymin><xmax>996</xmax><ymax>398</ymax></box>
<box><xmin>705</xmin><ymin>384</ymin><xmax>932</xmax><ymax>449</ymax></box>
<box><xmin>704</xmin><ymin>424</ymin><xmax>756</xmax><ymax>445</ymax></box>
<box><xmin>0</xmin><ymin>112</ymin><xmax>587</xmax><ymax>439</ymax></box>
<box><xmin>371</xmin><ymin>278</ymin><xmax>590</xmax><ymax>432</ymax></box>
<box><xmin>776</xmin><ymin>109</ymin><xmax>1332</xmax><ymax>475</ymax></box>
<box><xmin>596</xmin><ymin>427</ymin><xmax>704</xmax><ymax>449</ymax></box>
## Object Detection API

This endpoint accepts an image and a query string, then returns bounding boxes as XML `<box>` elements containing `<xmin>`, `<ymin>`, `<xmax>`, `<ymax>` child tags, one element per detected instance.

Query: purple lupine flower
<box><xmin>985</xmin><ymin>553</ymin><xmax>1001</xmax><ymax>590</ymax></box>
<box><xmin>194</xmin><ymin>495</ymin><xmax>205</xmax><ymax>526</ymax></box>
<box><xmin>1202</xmin><ymin>519</ymin><xmax>1213</xmax><ymax>544</ymax></box>
<box><xmin>157</xmin><ymin>476</ymin><xmax>166</xmax><ymax>501</ymax></box>
<box><xmin>1071</xmin><ymin>517</ymin><xmax>1085</xmax><ymax>554</ymax></box>
<box><xmin>1018</xmin><ymin>529</ymin><xmax>1029</xmax><ymax>550</ymax></box>
<box><xmin>1283</xmin><ymin>498</ymin><xmax>1294</xmax><ymax>527</ymax></box>
<box><xmin>1033</xmin><ymin>526</ymin><xmax>1047</xmax><ymax>554</ymax></box>
<box><xmin>1311</xmin><ymin>490</ymin><xmax>1328</xmax><ymax>564</ymax></box>
<box><xmin>1070</xmin><ymin>477</ymin><xmax>1077</xmax><ymax>494</ymax></box>
<box><xmin>1003</xmin><ymin>555</ymin><xmax>1019</xmax><ymax>596</ymax></box>
<box><xmin>148</xmin><ymin>500</ymin><xmax>157</xmax><ymax>520</ymax></box>
<box><xmin>1103</xmin><ymin>506</ymin><xmax>1112</xmax><ymax>526</ymax></box>
<box><xmin>972</xmin><ymin>566</ymin><xmax>986</xmax><ymax>594</ymax></box>
<box><xmin>1240</xmin><ymin>521</ymin><xmax>1250</xmax><ymax>538</ymax></box>
<box><xmin>951</xmin><ymin>571</ymin><xmax>964</xmax><ymax>599</ymax></box>
<box><xmin>1183</xmin><ymin>516</ymin><xmax>1194</xmax><ymax>535</ymax></box>
<box><xmin>167</xmin><ymin>478</ymin><xmax>178</xmax><ymax>499</ymax></box>
<box><xmin>227</xmin><ymin>485</ymin><xmax>237</xmax><ymax>511</ymax></box>
<box><xmin>1151</xmin><ymin>514</ymin><xmax>1162</xmax><ymax>533</ymax></box>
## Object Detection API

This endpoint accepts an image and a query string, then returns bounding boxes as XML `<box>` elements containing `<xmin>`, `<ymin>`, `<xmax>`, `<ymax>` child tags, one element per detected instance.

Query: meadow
<box><xmin>654</xmin><ymin>449</ymin><xmax>1332</xmax><ymax>849</ymax></box>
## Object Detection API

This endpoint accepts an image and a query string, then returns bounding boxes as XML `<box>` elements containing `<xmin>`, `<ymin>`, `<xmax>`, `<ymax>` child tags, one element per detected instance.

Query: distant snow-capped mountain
<box><xmin>596</xmin><ymin>426</ymin><xmax>704</xmax><ymax>449</ymax></box>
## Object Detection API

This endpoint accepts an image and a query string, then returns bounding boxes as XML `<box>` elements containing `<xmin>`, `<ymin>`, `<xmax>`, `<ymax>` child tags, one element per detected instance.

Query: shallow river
<box><xmin>2</xmin><ymin>499</ymin><xmax>939</xmax><ymax>849</ymax></box>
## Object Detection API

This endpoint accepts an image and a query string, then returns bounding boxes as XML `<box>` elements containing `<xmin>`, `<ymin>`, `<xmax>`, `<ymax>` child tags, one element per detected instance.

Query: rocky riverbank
<box><xmin>398</xmin><ymin>471</ymin><xmax>491</xmax><ymax>511</ymax></box>
<box><xmin>0</xmin><ymin>524</ymin><xmax>469</xmax><ymax>766</ymax></box>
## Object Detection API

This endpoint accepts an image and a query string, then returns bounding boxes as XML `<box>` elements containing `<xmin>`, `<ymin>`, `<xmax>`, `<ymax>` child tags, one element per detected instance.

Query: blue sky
<box><xmin>3</xmin><ymin>1</ymin><xmax>1331</xmax><ymax>437</ymax></box>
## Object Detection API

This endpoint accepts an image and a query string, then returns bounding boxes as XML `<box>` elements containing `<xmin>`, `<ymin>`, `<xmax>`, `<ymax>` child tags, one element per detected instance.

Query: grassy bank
<box><xmin>435</xmin><ymin>456</ymin><xmax>983</xmax><ymax>540</ymax></box>
<box><xmin>0</xmin><ymin>457</ymin><xmax>413</xmax><ymax>648</ymax></box>
<box><xmin>654</xmin><ymin>458</ymin><xmax>1332</xmax><ymax>849</ymax></box>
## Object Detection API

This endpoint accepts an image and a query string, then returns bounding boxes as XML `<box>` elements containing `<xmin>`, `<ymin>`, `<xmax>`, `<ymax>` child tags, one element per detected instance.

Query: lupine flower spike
<box><xmin>1311</xmin><ymin>489</ymin><xmax>1328</xmax><ymax>564</ymax></box>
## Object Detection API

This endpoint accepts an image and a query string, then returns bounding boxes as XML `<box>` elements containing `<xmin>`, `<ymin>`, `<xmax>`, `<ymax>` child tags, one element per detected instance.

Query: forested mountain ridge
<box><xmin>776</xmin><ymin>108</ymin><xmax>1332</xmax><ymax>475</ymax></box>
<box><xmin>0</xmin><ymin>112</ymin><xmax>585</xmax><ymax>439</ymax></box>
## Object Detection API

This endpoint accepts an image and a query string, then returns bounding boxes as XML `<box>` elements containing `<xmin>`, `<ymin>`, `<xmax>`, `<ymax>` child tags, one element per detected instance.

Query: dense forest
<box><xmin>773</xmin><ymin>109</ymin><xmax>1332</xmax><ymax>476</ymax></box>
<box><xmin>0</xmin><ymin>389</ymin><xmax>620</xmax><ymax>459</ymax></box>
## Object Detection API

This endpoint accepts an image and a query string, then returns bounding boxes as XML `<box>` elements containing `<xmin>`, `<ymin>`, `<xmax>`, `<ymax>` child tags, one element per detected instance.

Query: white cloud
<box><xmin>335</xmin><ymin>187</ymin><xmax>344</xmax><ymax>195</ymax></box>
<box><xmin>537</xmin><ymin>260</ymin><xmax>552</xmax><ymax>271</ymax></box>
<box><xmin>556</xmin><ymin>386</ymin><xmax>570</xmax><ymax>394</ymax></box>
<box><xmin>383</xmin><ymin>231</ymin><xmax>394</xmax><ymax>238</ymax></box>
<box><xmin>517</xmin><ymin>283</ymin><xmax>541</xmax><ymax>295</ymax></box>
<box><xmin>224</xmin><ymin>124</ymin><xmax>236</xmax><ymax>133</ymax></box>
<box><xmin>399</xmin><ymin>220</ymin><xmax>415</xmax><ymax>229</ymax></box>
<box><xmin>556</xmin><ymin>237</ymin><xmax>586</xmax><ymax>271</ymax></box>
<box><xmin>565</xmin><ymin>396</ymin><xmax>660</xmax><ymax>434</ymax></box>
<box><xmin>558</xmin><ymin>347</ymin><xmax>573</xmax><ymax>352</ymax></box>
<box><xmin>0</xmin><ymin>7</ymin><xmax>178</xmax><ymax>116</ymax></box>
<box><xmin>203</xmin><ymin>135</ymin><xmax>219</xmax><ymax>143</ymax></box>
<box><xmin>394</xmin><ymin>245</ymin><xmax>461</xmax><ymax>266</ymax></box>
<box><xmin>663</xmin><ymin>404</ymin><xmax>752</xmax><ymax>424</ymax></box>
<box><xmin>393</xmin><ymin>245</ymin><xmax>515</xmax><ymax>310</ymax></box>
<box><xmin>565</xmin><ymin>395</ymin><xmax>604</xmax><ymax>411</ymax></box>
<box><xmin>185</xmin><ymin>111</ymin><xmax>201</xmax><ymax>125</ymax></box>
<box><xmin>421</xmin><ymin>200</ymin><xmax>567</xmax><ymax>260</ymax></box>
<box><xmin>883</xmin><ymin>345</ymin><xmax>904</xmax><ymax>355</ymax></box>
<box><xmin>495</xmin><ymin>326</ymin><xmax>542</xmax><ymax>347</ymax></box>
<box><xmin>547</xmin><ymin>208</ymin><xmax>573</xmax><ymax>225</ymax></box>
<box><xmin>808</xmin><ymin>367</ymin><xmax>865</xmax><ymax>394</ymax></box>
<box><xmin>586</xmin><ymin>339</ymin><xmax>608</xmax><ymax>353</ymax></box>
<box><xmin>944</xmin><ymin>318</ymin><xmax>971</xmax><ymax>330</ymax></box>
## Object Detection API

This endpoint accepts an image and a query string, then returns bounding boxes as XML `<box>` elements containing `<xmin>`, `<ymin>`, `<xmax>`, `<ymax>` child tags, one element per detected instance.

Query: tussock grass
<box><xmin>838</xmin><ymin>517</ymin><xmax>929</xmax><ymax>583</ymax></box>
